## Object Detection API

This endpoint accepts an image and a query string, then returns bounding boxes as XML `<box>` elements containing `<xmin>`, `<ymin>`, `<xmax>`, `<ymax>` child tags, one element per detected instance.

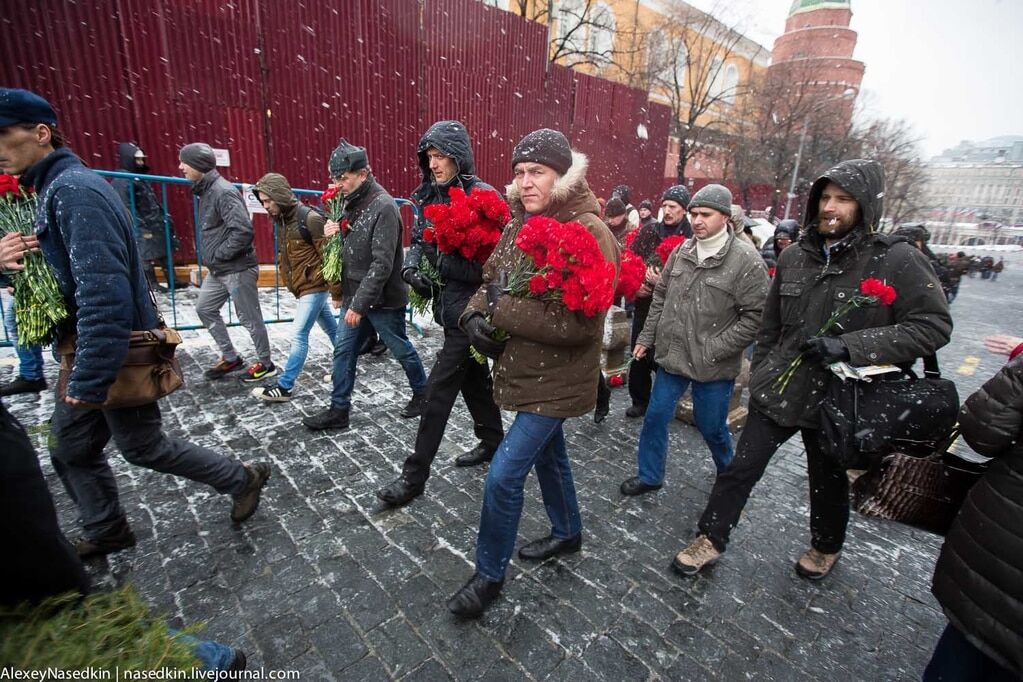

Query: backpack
<box><xmin>294</xmin><ymin>203</ymin><xmax>325</xmax><ymax>245</ymax></box>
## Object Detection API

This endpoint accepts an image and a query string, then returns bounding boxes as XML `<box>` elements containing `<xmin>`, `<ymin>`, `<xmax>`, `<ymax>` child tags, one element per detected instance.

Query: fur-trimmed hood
<box><xmin>506</xmin><ymin>151</ymin><xmax>601</xmax><ymax>223</ymax></box>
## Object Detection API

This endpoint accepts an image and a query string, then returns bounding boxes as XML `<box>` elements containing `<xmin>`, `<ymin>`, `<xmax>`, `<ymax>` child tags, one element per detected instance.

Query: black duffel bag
<box><xmin>819</xmin><ymin>355</ymin><xmax>960</xmax><ymax>469</ymax></box>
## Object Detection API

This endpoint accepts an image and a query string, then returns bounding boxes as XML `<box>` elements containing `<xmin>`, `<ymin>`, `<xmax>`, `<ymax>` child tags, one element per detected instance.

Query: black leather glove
<box><xmin>464</xmin><ymin>313</ymin><xmax>506</xmax><ymax>359</ymax></box>
<box><xmin>486</xmin><ymin>271</ymin><xmax>508</xmax><ymax>314</ymax></box>
<box><xmin>402</xmin><ymin>268</ymin><xmax>434</xmax><ymax>298</ymax></box>
<box><xmin>800</xmin><ymin>336</ymin><xmax>850</xmax><ymax>364</ymax></box>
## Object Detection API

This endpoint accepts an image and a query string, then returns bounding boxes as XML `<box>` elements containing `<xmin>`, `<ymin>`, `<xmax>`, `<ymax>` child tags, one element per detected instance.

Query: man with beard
<box><xmin>302</xmin><ymin>140</ymin><xmax>427</xmax><ymax>431</ymax></box>
<box><xmin>624</xmin><ymin>185</ymin><xmax>691</xmax><ymax>418</ymax></box>
<box><xmin>671</xmin><ymin>159</ymin><xmax>952</xmax><ymax>581</ymax></box>
<box><xmin>376</xmin><ymin>121</ymin><xmax>504</xmax><ymax>506</ymax></box>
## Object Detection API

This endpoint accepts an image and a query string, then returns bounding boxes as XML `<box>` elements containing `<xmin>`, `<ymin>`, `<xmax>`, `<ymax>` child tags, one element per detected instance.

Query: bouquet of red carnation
<box><xmin>774</xmin><ymin>277</ymin><xmax>898</xmax><ymax>393</ymax></box>
<box><xmin>615</xmin><ymin>249</ymin><xmax>646</xmax><ymax>301</ymax></box>
<box><xmin>654</xmin><ymin>234</ymin><xmax>686</xmax><ymax>266</ymax></box>
<box><xmin>320</xmin><ymin>186</ymin><xmax>347</xmax><ymax>283</ymax></box>
<box><xmin>422</xmin><ymin>186</ymin><xmax>508</xmax><ymax>264</ymax></box>
<box><xmin>623</xmin><ymin>228</ymin><xmax>640</xmax><ymax>250</ymax></box>
<box><xmin>0</xmin><ymin>174</ymin><xmax>67</xmax><ymax>346</ymax></box>
<box><xmin>506</xmin><ymin>215</ymin><xmax>616</xmax><ymax>317</ymax></box>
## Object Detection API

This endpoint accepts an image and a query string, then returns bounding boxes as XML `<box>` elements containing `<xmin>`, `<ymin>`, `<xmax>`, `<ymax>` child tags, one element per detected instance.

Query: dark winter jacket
<box><xmin>405</xmin><ymin>120</ymin><xmax>494</xmax><ymax>328</ymax></box>
<box><xmin>110</xmin><ymin>143</ymin><xmax>172</xmax><ymax>262</ymax></box>
<box><xmin>341</xmin><ymin>176</ymin><xmax>407</xmax><ymax>314</ymax></box>
<box><xmin>252</xmin><ymin>174</ymin><xmax>340</xmax><ymax>300</ymax></box>
<box><xmin>748</xmin><ymin>159</ymin><xmax>953</xmax><ymax>428</ymax></box>
<box><xmin>760</xmin><ymin>219</ymin><xmax>799</xmax><ymax>270</ymax></box>
<box><xmin>638</xmin><ymin>230</ymin><xmax>768</xmax><ymax>382</ymax></box>
<box><xmin>932</xmin><ymin>357</ymin><xmax>1023</xmax><ymax>677</ymax></box>
<box><xmin>22</xmin><ymin>148</ymin><xmax>159</xmax><ymax>404</ymax></box>
<box><xmin>631</xmin><ymin>218</ymin><xmax>692</xmax><ymax>261</ymax></box>
<box><xmin>192</xmin><ymin>169</ymin><xmax>257</xmax><ymax>276</ymax></box>
<box><xmin>462</xmin><ymin>152</ymin><xmax>620</xmax><ymax>418</ymax></box>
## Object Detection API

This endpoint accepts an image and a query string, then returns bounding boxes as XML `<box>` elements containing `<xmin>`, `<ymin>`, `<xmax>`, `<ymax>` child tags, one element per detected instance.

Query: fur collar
<box><xmin>506</xmin><ymin>151</ymin><xmax>590</xmax><ymax>218</ymax></box>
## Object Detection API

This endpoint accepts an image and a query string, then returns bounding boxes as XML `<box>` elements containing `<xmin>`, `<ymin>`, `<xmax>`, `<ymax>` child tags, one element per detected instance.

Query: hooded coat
<box><xmin>461</xmin><ymin>152</ymin><xmax>620</xmax><ymax>418</ymax></box>
<box><xmin>251</xmin><ymin>174</ymin><xmax>340</xmax><ymax>300</ymax></box>
<box><xmin>110</xmin><ymin>142</ymin><xmax>172</xmax><ymax>262</ymax></box>
<box><xmin>405</xmin><ymin>121</ymin><xmax>495</xmax><ymax>328</ymax></box>
<box><xmin>931</xmin><ymin>357</ymin><xmax>1023</xmax><ymax>676</ymax></box>
<box><xmin>23</xmin><ymin>148</ymin><xmax>159</xmax><ymax>403</ymax></box>
<box><xmin>340</xmin><ymin>176</ymin><xmax>407</xmax><ymax>314</ymax></box>
<box><xmin>191</xmin><ymin>169</ymin><xmax>257</xmax><ymax>276</ymax></box>
<box><xmin>748</xmin><ymin>159</ymin><xmax>953</xmax><ymax>429</ymax></box>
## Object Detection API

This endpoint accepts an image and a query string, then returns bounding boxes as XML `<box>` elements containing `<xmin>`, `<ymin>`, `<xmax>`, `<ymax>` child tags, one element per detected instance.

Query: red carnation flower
<box><xmin>615</xmin><ymin>250</ymin><xmax>646</xmax><ymax>301</ymax></box>
<box><xmin>623</xmin><ymin>228</ymin><xmax>639</xmax><ymax>249</ymax></box>
<box><xmin>422</xmin><ymin>227</ymin><xmax>435</xmax><ymax>243</ymax></box>
<box><xmin>528</xmin><ymin>274</ymin><xmax>548</xmax><ymax>295</ymax></box>
<box><xmin>656</xmin><ymin>235</ymin><xmax>686</xmax><ymax>266</ymax></box>
<box><xmin>0</xmin><ymin>174</ymin><xmax>22</xmax><ymax>198</ymax></box>
<box><xmin>860</xmin><ymin>278</ymin><xmax>897</xmax><ymax>305</ymax></box>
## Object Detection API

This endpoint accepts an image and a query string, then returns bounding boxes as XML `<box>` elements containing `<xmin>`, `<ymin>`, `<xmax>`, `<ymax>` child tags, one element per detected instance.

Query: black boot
<box><xmin>75</xmin><ymin>520</ymin><xmax>137</xmax><ymax>559</ymax></box>
<box><xmin>400</xmin><ymin>393</ymin><xmax>427</xmax><ymax>418</ymax></box>
<box><xmin>303</xmin><ymin>407</ymin><xmax>350</xmax><ymax>431</ymax></box>
<box><xmin>376</xmin><ymin>476</ymin><xmax>425</xmax><ymax>507</ymax></box>
<box><xmin>455</xmin><ymin>442</ymin><xmax>496</xmax><ymax>467</ymax></box>
<box><xmin>594</xmin><ymin>374</ymin><xmax>610</xmax><ymax>424</ymax></box>
<box><xmin>0</xmin><ymin>375</ymin><xmax>47</xmax><ymax>397</ymax></box>
<box><xmin>447</xmin><ymin>573</ymin><xmax>503</xmax><ymax>618</ymax></box>
<box><xmin>518</xmin><ymin>533</ymin><xmax>583</xmax><ymax>561</ymax></box>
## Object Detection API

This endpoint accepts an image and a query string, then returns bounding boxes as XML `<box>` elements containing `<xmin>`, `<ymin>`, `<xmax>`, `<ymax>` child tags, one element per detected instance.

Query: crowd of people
<box><xmin>1</xmin><ymin>86</ymin><xmax>1020</xmax><ymax>679</ymax></box>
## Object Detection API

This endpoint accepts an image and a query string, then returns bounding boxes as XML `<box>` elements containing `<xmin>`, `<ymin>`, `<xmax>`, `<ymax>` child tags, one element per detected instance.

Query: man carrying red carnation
<box><xmin>376</xmin><ymin>121</ymin><xmax>505</xmax><ymax>507</ymax></box>
<box><xmin>621</xmin><ymin>183</ymin><xmax>768</xmax><ymax>496</ymax></box>
<box><xmin>624</xmin><ymin>185</ymin><xmax>693</xmax><ymax>418</ymax></box>
<box><xmin>446</xmin><ymin>129</ymin><xmax>619</xmax><ymax>618</ymax></box>
<box><xmin>672</xmin><ymin>159</ymin><xmax>953</xmax><ymax>582</ymax></box>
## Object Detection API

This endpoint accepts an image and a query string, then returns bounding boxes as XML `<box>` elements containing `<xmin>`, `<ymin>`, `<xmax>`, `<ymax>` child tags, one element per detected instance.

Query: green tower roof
<box><xmin>789</xmin><ymin>0</ymin><xmax>851</xmax><ymax>16</ymax></box>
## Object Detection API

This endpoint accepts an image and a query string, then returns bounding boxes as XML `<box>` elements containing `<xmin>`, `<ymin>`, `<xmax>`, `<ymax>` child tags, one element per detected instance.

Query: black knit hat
<box><xmin>511</xmin><ymin>128</ymin><xmax>573</xmax><ymax>176</ymax></box>
<box><xmin>605</xmin><ymin>197</ymin><xmax>627</xmax><ymax>217</ymax></box>
<box><xmin>179</xmin><ymin>143</ymin><xmax>217</xmax><ymax>173</ymax></box>
<box><xmin>639</xmin><ymin>199</ymin><xmax>653</xmax><ymax>210</ymax></box>
<box><xmin>661</xmin><ymin>185</ymin><xmax>690</xmax><ymax>208</ymax></box>
<box><xmin>329</xmin><ymin>138</ymin><xmax>368</xmax><ymax>178</ymax></box>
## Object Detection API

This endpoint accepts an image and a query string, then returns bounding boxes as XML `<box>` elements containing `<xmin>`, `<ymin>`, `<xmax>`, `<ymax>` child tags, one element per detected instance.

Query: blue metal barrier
<box><xmin>0</xmin><ymin>171</ymin><xmax>423</xmax><ymax>348</ymax></box>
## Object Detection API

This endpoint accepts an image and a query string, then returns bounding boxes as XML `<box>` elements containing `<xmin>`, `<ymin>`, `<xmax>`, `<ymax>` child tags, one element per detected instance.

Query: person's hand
<box><xmin>5</xmin><ymin>287</ymin><xmax>13</xmax><ymax>295</ymax></box>
<box><xmin>324</xmin><ymin>220</ymin><xmax>341</xmax><ymax>238</ymax></box>
<box><xmin>464</xmin><ymin>314</ymin><xmax>506</xmax><ymax>359</ymax></box>
<box><xmin>636</xmin><ymin>282</ymin><xmax>653</xmax><ymax>299</ymax></box>
<box><xmin>633</xmin><ymin>344</ymin><xmax>649</xmax><ymax>360</ymax></box>
<box><xmin>64</xmin><ymin>396</ymin><xmax>90</xmax><ymax>408</ymax></box>
<box><xmin>984</xmin><ymin>334</ymin><xmax>1023</xmax><ymax>356</ymax></box>
<box><xmin>644</xmin><ymin>265</ymin><xmax>661</xmax><ymax>285</ymax></box>
<box><xmin>344</xmin><ymin>308</ymin><xmax>362</xmax><ymax>328</ymax></box>
<box><xmin>402</xmin><ymin>268</ymin><xmax>434</xmax><ymax>298</ymax></box>
<box><xmin>0</xmin><ymin>232</ymin><xmax>39</xmax><ymax>271</ymax></box>
<box><xmin>800</xmin><ymin>336</ymin><xmax>850</xmax><ymax>364</ymax></box>
<box><xmin>330</xmin><ymin>298</ymin><xmax>342</xmax><ymax>310</ymax></box>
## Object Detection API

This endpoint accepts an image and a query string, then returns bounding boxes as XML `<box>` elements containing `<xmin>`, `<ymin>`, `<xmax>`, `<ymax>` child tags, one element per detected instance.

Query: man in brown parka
<box><xmin>445</xmin><ymin>129</ymin><xmax>620</xmax><ymax>618</ymax></box>
<box><xmin>249</xmin><ymin>173</ymin><xmax>340</xmax><ymax>401</ymax></box>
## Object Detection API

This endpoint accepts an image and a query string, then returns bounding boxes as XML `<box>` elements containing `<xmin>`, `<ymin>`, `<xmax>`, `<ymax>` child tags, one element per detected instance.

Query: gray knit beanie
<box><xmin>511</xmin><ymin>129</ymin><xmax>573</xmax><ymax>176</ymax></box>
<box><xmin>178</xmin><ymin>143</ymin><xmax>217</xmax><ymax>173</ymax></box>
<box><xmin>688</xmin><ymin>184</ymin><xmax>733</xmax><ymax>216</ymax></box>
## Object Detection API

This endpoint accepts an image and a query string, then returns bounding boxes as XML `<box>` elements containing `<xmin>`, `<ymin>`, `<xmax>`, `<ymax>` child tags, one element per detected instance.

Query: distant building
<box><xmin>924</xmin><ymin>137</ymin><xmax>1023</xmax><ymax>226</ymax></box>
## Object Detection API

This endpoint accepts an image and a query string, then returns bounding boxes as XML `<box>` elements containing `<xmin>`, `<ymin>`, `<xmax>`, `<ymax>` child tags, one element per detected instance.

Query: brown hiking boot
<box><xmin>230</xmin><ymin>463</ymin><xmax>271</xmax><ymax>523</ymax></box>
<box><xmin>795</xmin><ymin>548</ymin><xmax>840</xmax><ymax>580</ymax></box>
<box><xmin>75</xmin><ymin>522</ymin><xmax>137</xmax><ymax>559</ymax></box>
<box><xmin>671</xmin><ymin>535</ymin><xmax>721</xmax><ymax>576</ymax></box>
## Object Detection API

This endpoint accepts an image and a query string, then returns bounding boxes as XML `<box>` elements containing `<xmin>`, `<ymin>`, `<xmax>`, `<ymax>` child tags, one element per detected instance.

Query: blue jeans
<box><xmin>475</xmin><ymin>412</ymin><xmax>582</xmax><ymax>582</ymax></box>
<box><xmin>3</xmin><ymin>295</ymin><xmax>44</xmax><ymax>380</ymax></box>
<box><xmin>636</xmin><ymin>368</ymin><xmax>734</xmax><ymax>482</ymax></box>
<box><xmin>277</xmin><ymin>291</ymin><xmax>338</xmax><ymax>391</ymax></box>
<box><xmin>329</xmin><ymin>306</ymin><xmax>427</xmax><ymax>409</ymax></box>
<box><xmin>923</xmin><ymin>622</ymin><xmax>1017</xmax><ymax>682</ymax></box>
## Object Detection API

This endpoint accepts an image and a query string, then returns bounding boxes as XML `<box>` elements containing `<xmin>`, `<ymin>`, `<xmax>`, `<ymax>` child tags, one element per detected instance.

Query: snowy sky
<box><xmin>683</xmin><ymin>0</ymin><xmax>1023</xmax><ymax>158</ymax></box>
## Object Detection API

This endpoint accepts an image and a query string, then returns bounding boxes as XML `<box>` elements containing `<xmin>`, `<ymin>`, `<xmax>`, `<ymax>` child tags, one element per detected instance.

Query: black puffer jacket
<box><xmin>749</xmin><ymin>160</ymin><xmax>953</xmax><ymax>428</ymax></box>
<box><xmin>931</xmin><ymin>357</ymin><xmax>1023</xmax><ymax>677</ymax></box>
<box><xmin>405</xmin><ymin>120</ymin><xmax>494</xmax><ymax>329</ymax></box>
<box><xmin>110</xmin><ymin>142</ymin><xmax>172</xmax><ymax>262</ymax></box>
<box><xmin>341</xmin><ymin>176</ymin><xmax>407</xmax><ymax>314</ymax></box>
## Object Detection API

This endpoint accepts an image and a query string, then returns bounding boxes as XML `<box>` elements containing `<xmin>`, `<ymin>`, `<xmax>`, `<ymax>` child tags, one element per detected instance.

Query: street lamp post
<box><xmin>782</xmin><ymin>88</ymin><xmax>857</xmax><ymax>221</ymax></box>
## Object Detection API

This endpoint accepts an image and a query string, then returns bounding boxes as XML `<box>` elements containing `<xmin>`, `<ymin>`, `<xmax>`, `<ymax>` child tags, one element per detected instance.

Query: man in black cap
<box><xmin>603</xmin><ymin>196</ymin><xmax>630</xmax><ymax>243</ymax></box>
<box><xmin>671</xmin><ymin>160</ymin><xmax>952</xmax><ymax>581</ymax></box>
<box><xmin>612</xmin><ymin>184</ymin><xmax>640</xmax><ymax>229</ymax></box>
<box><xmin>179</xmin><ymin>142</ymin><xmax>276</xmax><ymax>383</ymax></box>
<box><xmin>375</xmin><ymin>121</ymin><xmax>504</xmax><ymax>507</ymax></box>
<box><xmin>303</xmin><ymin>139</ymin><xmax>427</xmax><ymax>431</ymax></box>
<box><xmin>624</xmin><ymin>184</ymin><xmax>692</xmax><ymax>418</ymax></box>
<box><xmin>0</xmin><ymin>88</ymin><xmax>271</xmax><ymax>557</ymax></box>
<box><xmin>638</xmin><ymin>199</ymin><xmax>655</xmax><ymax>227</ymax></box>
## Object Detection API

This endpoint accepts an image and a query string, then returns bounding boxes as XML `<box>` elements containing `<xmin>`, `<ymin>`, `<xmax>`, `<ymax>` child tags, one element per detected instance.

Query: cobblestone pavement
<box><xmin>4</xmin><ymin>265</ymin><xmax>1017</xmax><ymax>680</ymax></box>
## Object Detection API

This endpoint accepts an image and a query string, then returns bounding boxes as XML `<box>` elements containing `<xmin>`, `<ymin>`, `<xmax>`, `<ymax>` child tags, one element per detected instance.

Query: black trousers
<box><xmin>698</xmin><ymin>407</ymin><xmax>850</xmax><ymax>554</ymax></box>
<box><xmin>401</xmin><ymin>327</ymin><xmax>504</xmax><ymax>485</ymax></box>
<box><xmin>628</xmin><ymin>296</ymin><xmax>655</xmax><ymax>408</ymax></box>
<box><xmin>1</xmin><ymin>401</ymin><xmax>89</xmax><ymax>606</ymax></box>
